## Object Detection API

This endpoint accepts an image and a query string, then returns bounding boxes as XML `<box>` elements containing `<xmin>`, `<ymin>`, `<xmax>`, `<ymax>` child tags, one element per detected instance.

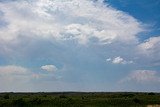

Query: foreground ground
<box><xmin>0</xmin><ymin>92</ymin><xmax>160</xmax><ymax>107</ymax></box>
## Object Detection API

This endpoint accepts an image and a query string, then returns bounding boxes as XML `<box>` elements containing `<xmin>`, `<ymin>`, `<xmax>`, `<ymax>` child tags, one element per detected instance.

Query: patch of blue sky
<box><xmin>106</xmin><ymin>0</ymin><xmax>160</xmax><ymax>41</ymax></box>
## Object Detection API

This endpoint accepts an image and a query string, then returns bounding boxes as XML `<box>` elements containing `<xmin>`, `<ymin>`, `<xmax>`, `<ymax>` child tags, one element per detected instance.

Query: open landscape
<box><xmin>0</xmin><ymin>92</ymin><xmax>160</xmax><ymax>107</ymax></box>
<box><xmin>0</xmin><ymin>0</ymin><xmax>160</xmax><ymax>107</ymax></box>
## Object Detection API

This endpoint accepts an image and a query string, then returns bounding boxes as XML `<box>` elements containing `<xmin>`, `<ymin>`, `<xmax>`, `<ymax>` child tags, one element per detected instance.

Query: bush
<box><xmin>13</xmin><ymin>98</ymin><xmax>27</xmax><ymax>107</ymax></box>
<box><xmin>121</xmin><ymin>93</ymin><xmax>134</xmax><ymax>98</ymax></box>
<box><xmin>3</xmin><ymin>94</ymin><xmax>9</xmax><ymax>99</ymax></box>
<box><xmin>31</xmin><ymin>98</ymin><xmax>43</xmax><ymax>104</ymax></box>
<box><xmin>82</xmin><ymin>96</ymin><xmax>85</xmax><ymax>100</ymax></box>
<box><xmin>148</xmin><ymin>92</ymin><xmax>155</xmax><ymax>95</ymax></box>
<box><xmin>59</xmin><ymin>95</ymin><xmax>67</xmax><ymax>98</ymax></box>
<box><xmin>133</xmin><ymin>98</ymin><xmax>140</xmax><ymax>104</ymax></box>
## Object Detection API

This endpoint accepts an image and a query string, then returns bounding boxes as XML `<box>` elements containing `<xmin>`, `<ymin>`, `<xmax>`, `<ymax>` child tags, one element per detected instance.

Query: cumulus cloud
<box><xmin>41</xmin><ymin>65</ymin><xmax>58</xmax><ymax>72</ymax></box>
<box><xmin>0</xmin><ymin>0</ymin><xmax>144</xmax><ymax>46</ymax></box>
<box><xmin>106</xmin><ymin>56</ymin><xmax>133</xmax><ymax>64</ymax></box>
<box><xmin>0</xmin><ymin>65</ymin><xmax>61</xmax><ymax>91</ymax></box>
<box><xmin>120</xmin><ymin>70</ymin><xmax>160</xmax><ymax>83</ymax></box>
<box><xmin>1</xmin><ymin>0</ymin><xmax>159</xmax><ymax>92</ymax></box>
<box><xmin>137</xmin><ymin>36</ymin><xmax>160</xmax><ymax>55</ymax></box>
<box><xmin>136</xmin><ymin>36</ymin><xmax>160</xmax><ymax>66</ymax></box>
<box><xmin>0</xmin><ymin>65</ymin><xmax>29</xmax><ymax>74</ymax></box>
<box><xmin>0</xmin><ymin>65</ymin><xmax>34</xmax><ymax>91</ymax></box>
<box><xmin>0</xmin><ymin>0</ymin><xmax>146</xmax><ymax>69</ymax></box>
<box><xmin>106</xmin><ymin>58</ymin><xmax>111</xmax><ymax>62</ymax></box>
<box><xmin>112</xmin><ymin>56</ymin><xmax>125</xmax><ymax>64</ymax></box>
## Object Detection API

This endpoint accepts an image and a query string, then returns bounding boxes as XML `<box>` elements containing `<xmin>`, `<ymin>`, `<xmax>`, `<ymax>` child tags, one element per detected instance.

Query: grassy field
<box><xmin>0</xmin><ymin>92</ymin><xmax>160</xmax><ymax>107</ymax></box>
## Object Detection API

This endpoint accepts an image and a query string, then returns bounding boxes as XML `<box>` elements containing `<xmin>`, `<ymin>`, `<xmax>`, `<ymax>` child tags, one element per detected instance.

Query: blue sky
<box><xmin>107</xmin><ymin>0</ymin><xmax>160</xmax><ymax>40</ymax></box>
<box><xmin>0</xmin><ymin>0</ymin><xmax>160</xmax><ymax>92</ymax></box>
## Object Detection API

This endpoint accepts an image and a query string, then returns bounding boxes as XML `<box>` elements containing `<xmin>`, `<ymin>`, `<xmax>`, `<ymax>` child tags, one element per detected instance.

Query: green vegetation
<box><xmin>0</xmin><ymin>92</ymin><xmax>160</xmax><ymax>107</ymax></box>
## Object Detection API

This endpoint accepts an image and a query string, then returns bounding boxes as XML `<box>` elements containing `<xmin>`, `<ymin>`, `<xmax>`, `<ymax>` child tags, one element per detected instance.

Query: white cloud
<box><xmin>1</xmin><ymin>0</ymin><xmax>159</xmax><ymax>92</ymax></box>
<box><xmin>136</xmin><ymin>36</ymin><xmax>160</xmax><ymax>66</ymax></box>
<box><xmin>120</xmin><ymin>70</ymin><xmax>160</xmax><ymax>83</ymax></box>
<box><xmin>0</xmin><ymin>65</ymin><xmax>61</xmax><ymax>91</ymax></box>
<box><xmin>0</xmin><ymin>65</ymin><xmax>29</xmax><ymax>75</ymax></box>
<box><xmin>106</xmin><ymin>56</ymin><xmax>133</xmax><ymax>64</ymax></box>
<box><xmin>0</xmin><ymin>65</ymin><xmax>34</xmax><ymax>91</ymax></box>
<box><xmin>112</xmin><ymin>56</ymin><xmax>125</xmax><ymax>64</ymax></box>
<box><xmin>106</xmin><ymin>58</ymin><xmax>111</xmax><ymax>62</ymax></box>
<box><xmin>0</xmin><ymin>0</ymin><xmax>144</xmax><ymax>46</ymax></box>
<box><xmin>41</xmin><ymin>65</ymin><xmax>58</xmax><ymax>72</ymax></box>
<box><xmin>137</xmin><ymin>36</ymin><xmax>160</xmax><ymax>55</ymax></box>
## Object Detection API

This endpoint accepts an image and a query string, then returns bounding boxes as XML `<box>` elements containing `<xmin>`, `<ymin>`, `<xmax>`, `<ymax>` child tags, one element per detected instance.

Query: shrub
<box><xmin>43</xmin><ymin>95</ymin><xmax>47</xmax><ymax>97</ymax></box>
<box><xmin>148</xmin><ymin>92</ymin><xmax>155</xmax><ymax>95</ymax></box>
<box><xmin>59</xmin><ymin>95</ymin><xmax>67</xmax><ymax>98</ymax></box>
<box><xmin>133</xmin><ymin>98</ymin><xmax>140</xmax><ymax>104</ymax></box>
<box><xmin>13</xmin><ymin>98</ymin><xmax>27</xmax><ymax>107</ymax></box>
<box><xmin>82</xmin><ymin>96</ymin><xmax>85</xmax><ymax>100</ymax></box>
<box><xmin>31</xmin><ymin>98</ymin><xmax>43</xmax><ymax>104</ymax></box>
<box><xmin>3</xmin><ymin>94</ymin><xmax>9</xmax><ymax>99</ymax></box>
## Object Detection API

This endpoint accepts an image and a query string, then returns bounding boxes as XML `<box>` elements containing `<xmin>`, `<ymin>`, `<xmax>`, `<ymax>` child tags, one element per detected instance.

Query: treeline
<box><xmin>0</xmin><ymin>92</ymin><xmax>159</xmax><ymax>107</ymax></box>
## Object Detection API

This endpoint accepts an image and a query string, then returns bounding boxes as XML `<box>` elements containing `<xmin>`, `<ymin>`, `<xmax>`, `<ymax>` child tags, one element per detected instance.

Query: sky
<box><xmin>0</xmin><ymin>0</ymin><xmax>160</xmax><ymax>92</ymax></box>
